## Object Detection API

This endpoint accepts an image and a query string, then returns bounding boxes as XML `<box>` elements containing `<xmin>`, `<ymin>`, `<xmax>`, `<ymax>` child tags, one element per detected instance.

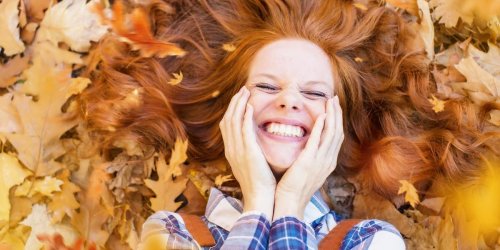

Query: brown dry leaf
<box><xmin>187</xmin><ymin>169</ymin><xmax>214</xmax><ymax>199</ymax></box>
<box><xmin>168</xmin><ymin>72</ymin><xmax>183</xmax><ymax>85</ymax></box>
<box><xmin>37</xmin><ymin>233</ymin><xmax>87</xmax><ymax>250</ymax></box>
<box><xmin>0</xmin><ymin>0</ymin><xmax>26</xmax><ymax>56</ymax></box>
<box><xmin>145</xmin><ymin>145</ymin><xmax>188</xmax><ymax>212</ymax></box>
<box><xmin>398</xmin><ymin>180</ymin><xmax>420</xmax><ymax>208</ymax></box>
<box><xmin>468</xmin><ymin>42</ymin><xmax>500</xmax><ymax>79</ymax></box>
<box><xmin>36</xmin><ymin>0</ymin><xmax>108</xmax><ymax>53</ymax></box>
<box><xmin>21</xmin><ymin>204</ymin><xmax>79</xmax><ymax>250</ymax></box>
<box><xmin>94</xmin><ymin>1</ymin><xmax>186</xmax><ymax>58</ymax></box>
<box><xmin>353</xmin><ymin>192</ymin><xmax>416</xmax><ymax>236</ymax></box>
<box><xmin>0</xmin><ymin>153</ymin><xmax>32</xmax><ymax>222</ymax></box>
<box><xmin>489</xmin><ymin>110</ymin><xmax>500</xmax><ymax>126</ymax></box>
<box><xmin>419</xmin><ymin>197</ymin><xmax>445</xmax><ymax>215</ymax></box>
<box><xmin>23</xmin><ymin>0</ymin><xmax>53</xmax><ymax>23</ymax></box>
<box><xmin>169</xmin><ymin>139</ymin><xmax>188</xmax><ymax>178</ymax></box>
<box><xmin>436</xmin><ymin>214</ymin><xmax>458</xmax><ymax>249</ymax></box>
<box><xmin>48</xmin><ymin>169</ymin><xmax>81</xmax><ymax>223</ymax></box>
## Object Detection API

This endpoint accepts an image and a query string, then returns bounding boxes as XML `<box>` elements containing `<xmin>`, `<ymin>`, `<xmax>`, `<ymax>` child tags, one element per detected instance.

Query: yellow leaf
<box><xmin>489</xmin><ymin>109</ymin><xmax>500</xmax><ymax>126</ymax></box>
<box><xmin>415</xmin><ymin>0</ymin><xmax>434</xmax><ymax>60</ymax></box>
<box><xmin>398</xmin><ymin>180</ymin><xmax>420</xmax><ymax>208</ymax></box>
<box><xmin>455</xmin><ymin>56</ymin><xmax>499</xmax><ymax>97</ymax></box>
<box><xmin>0</xmin><ymin>153</ymin><xmax>32</xmax><ymax>222</ymax></box>
<box><xmin>214</xmin><ymin>174</ymin><xmax>234</xmax><ymax>188</ymax></box>
<box><xmin>222</xmin><ymin>43</ymin><xmax>236</xmax><ymax>52</ymax></box>
<box><xmin>354</xmin><ymin>57</ymin><xmax>364</xmax><ymax>62</ymax></box>
<box><xmin>429</xmin><ymin>0</ymin><xmax>474</xmax><ymax>28</ymax></box>
<box><xmin>385</xmin><ymin>0</ymin><xmax>418</xmax><ymax>17</ymax></box>
<box><xmin>428</xmin><ymin>95</ymin><xmax>446</xmax><ymax>113</ymax></box>
<box><xmin>15</xmin><ymin>176</ymin><xmax>63</xmax><ymax>197</ymax></box>
<box><xmin>0</xmin><ymin>0</ymin><xmax>26</xmax><ymax>56</ymax></box>
<box><xmin>145</xmin><ymin>140</ymin><xmax>189</xmax><ymax>211</ymax></box>
<box><xmin>47</xmin><ymin>169</ymin><xmax>81</xmax><ymax>223</ymax></box>
<box><xmin>20</xmin><ymin>204</ymin><xmax>79</xmax><ymax>250</ymax></box>
<box><xmin>168</xmin><ymin>71</ymin><xmax>183</xmax><ymax>85</ymax></box>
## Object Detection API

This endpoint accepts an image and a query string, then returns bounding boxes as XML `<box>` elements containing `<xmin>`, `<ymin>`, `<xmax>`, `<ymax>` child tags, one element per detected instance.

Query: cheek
<box><xmin>305</xmin><ymin>100</ymin><xmax>327</xmax><ymax>121</ymax></box>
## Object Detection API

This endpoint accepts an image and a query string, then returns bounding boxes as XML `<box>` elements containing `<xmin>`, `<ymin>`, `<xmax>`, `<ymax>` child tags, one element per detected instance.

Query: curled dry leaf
<box><xmin>0</xmin><ymin>0</ymin><xmax>26</xmax><ymax>56</ymax></box>
<box><xmin>0</xmin><ymin>153</ymin><xmax>32</xmax><ymax>222</ymax></box>
<box><xmin>93</xmin><ymin>0</ymin><xmax>186</xmax><ymax>58</ymax></box>
<box><xmin>168</xmin><ymin>71</ymin><xmax>183</xmax><ymax>85</ymax></box>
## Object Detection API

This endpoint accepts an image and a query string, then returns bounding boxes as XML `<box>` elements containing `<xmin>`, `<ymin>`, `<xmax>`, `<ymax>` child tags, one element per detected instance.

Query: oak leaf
<box><xmin>47</xmin><ymin>169</ymin><xmax>81</xmax><ymax>223</ymax></box>
<box><xmin>398</xmin><ymin>180</ymin><xmax>420</xmax><ymax>208</ymax></box>
<box><xmin>429</xmin><ymin>0</ymin><xmax>474</xmax><ymax>28</ymax></box>
<box><xmin>214</xmin><ymin>174</ymin><xmax>234</xmax><ymax>188</ymax></box>
<box><xmin>0</xmin><ymin>153</ymin><xmax>32</xmax><ymax>222</ymax></box>
<box><xmin>0</xmin><ymin>0</ymin><xmax>26</xmax><ymax>56</ymax></box>
<box><xmin>145</xmin><ymin>140</ymin><xmax>189</xmax><ymax>212</ymax></box>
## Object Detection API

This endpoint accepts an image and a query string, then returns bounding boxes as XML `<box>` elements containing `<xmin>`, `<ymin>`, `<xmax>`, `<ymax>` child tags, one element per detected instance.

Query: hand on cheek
<box><xmin>273</xmin><ymin>96</ymin><xmax>344</xmax><ymax>221</ymax></box>
<box><xmin>219</xmin><ymin>86</ymin><xmax>276</xmax><ymax>220</ymax></box>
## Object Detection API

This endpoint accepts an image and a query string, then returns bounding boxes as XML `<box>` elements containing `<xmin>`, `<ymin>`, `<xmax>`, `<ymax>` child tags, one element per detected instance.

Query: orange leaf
<box><xmin>428</xmin><ymin>95</ymin><xmax>446</xmax><ymax>113</ymax></box>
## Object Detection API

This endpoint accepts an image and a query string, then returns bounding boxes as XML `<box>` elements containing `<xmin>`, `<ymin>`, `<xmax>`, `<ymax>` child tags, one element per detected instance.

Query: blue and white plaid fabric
<box><xmin>139</xmin><ymin>188</ymin><xmax>405</xmax><ymax>249</ymax></box>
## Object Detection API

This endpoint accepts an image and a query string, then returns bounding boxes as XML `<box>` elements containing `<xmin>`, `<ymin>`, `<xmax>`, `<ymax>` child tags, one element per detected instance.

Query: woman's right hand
<box><xmin>219</xmin><ymin>86</ymin><xmax>276</xmax><ymax>219</ymax></box>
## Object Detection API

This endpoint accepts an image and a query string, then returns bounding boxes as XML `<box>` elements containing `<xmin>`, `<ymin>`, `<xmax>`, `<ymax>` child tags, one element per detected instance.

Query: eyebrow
<box><xmin>253</xmin><ymin>73</ymin><xmax>333</xmax><ymax>91</ymax></box>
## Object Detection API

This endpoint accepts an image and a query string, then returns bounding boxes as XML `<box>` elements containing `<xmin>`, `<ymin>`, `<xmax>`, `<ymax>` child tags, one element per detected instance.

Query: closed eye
<box><xmin>302</xmin><ymin>91</ymin><xmax>327</xmax><ymax>98</ymax></box>
<box><xmin>255</xmin><ymin>83</ymin><xmax>279</xmax><ymax>91</ymax></box>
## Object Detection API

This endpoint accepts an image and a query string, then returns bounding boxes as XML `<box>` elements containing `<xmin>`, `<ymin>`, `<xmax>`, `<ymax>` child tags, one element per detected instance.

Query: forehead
<box><xmin>248</xmin><ymin>39</ymin><xmax>334</xmax><ymax>88</ymax></box>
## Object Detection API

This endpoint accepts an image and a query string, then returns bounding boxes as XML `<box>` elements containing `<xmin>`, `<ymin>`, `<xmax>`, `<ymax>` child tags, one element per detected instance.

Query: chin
<box><xmin>266</xmin><ymin>155</ymin><xmax>295</xmax><ymax>176</ymax></box>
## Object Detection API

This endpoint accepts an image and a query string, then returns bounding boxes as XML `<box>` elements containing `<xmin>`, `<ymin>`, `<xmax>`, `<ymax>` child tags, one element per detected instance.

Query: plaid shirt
<box><xmin>139</xmin><ymin>188</ymin><xmax>405</xmax><ymax>250</ymax></box>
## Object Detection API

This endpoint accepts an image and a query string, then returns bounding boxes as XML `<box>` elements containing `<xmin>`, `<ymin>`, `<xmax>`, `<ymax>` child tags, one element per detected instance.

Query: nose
<box><xmin>275</xmin><ymin>89</ymin><xmax>302</xmax><ymax>111</ymax></box>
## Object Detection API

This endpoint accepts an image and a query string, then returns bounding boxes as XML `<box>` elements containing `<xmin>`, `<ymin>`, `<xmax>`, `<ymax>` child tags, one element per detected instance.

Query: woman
<box><xmin>80</xmin><ymin>0</ymin><xmax>495</xmax><ymax>249</ymax></box>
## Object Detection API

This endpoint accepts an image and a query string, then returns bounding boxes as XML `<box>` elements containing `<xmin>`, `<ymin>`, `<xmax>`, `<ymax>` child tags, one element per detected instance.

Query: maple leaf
<box><xmin>455</xmin><ymin>57</ymin><xmax>499</xmax><ymax>97</ymax></box>
<box><xmin>398</xmin><ymin>180</ymin><xmax>420</xmax><ymax>208</ymax></box>
<box><xmin>428</xmin><ymin>95</ymin><xmax>446</xmax><ymax>113</ymax></box>
<box><xmin>93</xmin><ymin>0</ymin><xmax>186</xmax><ymax>58</ymax></box>
<box><xmin>15</xmin><ymin>176</ymin><xmax>63</xmax><ymax>197</ymax></box>
<box><xmin>0</xmin><ymin>0</ymin><xmax>26</xmax><ymax>56</ymax></box>
<box><xmin>385</xmin><ymin>0</ymin><xmax>419</xmax><ymax>17</ymax></box>
<box><xmin>0</xmin><ymin>53</ymin><xmax>31</xmax><ymax>88</ymax></box>
<box><xmin>145</xmin><ymin>140</ymin><xmax>189</xmax><ymax>211</ymax></box>
<box><xmin>20</xmin><ymin>204</ymin><xmax>79</xmax><ymax>250</ymax></box>
<box><xmin>414</xmin><ymin>0</ymin><xmax>434</xmax><ymax>60</ymax></box>
<box><xmin>36</xmin><ymin>0</ymin><xmax>108</xmax><ymax>52</ymax></box>
<box><xmin>0</xmin><ymin>153</ymin><xmax>32</xmax><ymax>222</ymax></box>
<box><xmin>168</xmin><ymin>72</ymin><xmax>183</xmax><ymax>85</ymax></box>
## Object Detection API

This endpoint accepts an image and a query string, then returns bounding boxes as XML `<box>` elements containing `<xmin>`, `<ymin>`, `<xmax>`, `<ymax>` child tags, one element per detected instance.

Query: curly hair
<box><xmin>79</xmin><ymin>0</ymin><xmax>499</xmax><ymax>198</ymax></box>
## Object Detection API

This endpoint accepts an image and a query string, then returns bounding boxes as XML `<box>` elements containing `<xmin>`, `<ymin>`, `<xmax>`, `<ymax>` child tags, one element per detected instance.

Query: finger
<box><xmin>223</xmin><ymin>87</ymin><xmax>245</xmax><ymax>122</ymax></box>
<box><xmin>242</xmin><ymin>103</ymin><xmax>259</xmax><ymax>150</ymax></box>
<box><xmin>303</xmin><ymin>113</ymin><xmax>326</xmax><ymax>154</ymax></box>
<box><xmin>222</xmin><ymin>87</ymin><xmax>245</xmax><ymax>160</ymax></box>
<box><xmin>229</xmin><ymin>87</ymin><xmax>250</xmax><ymax>151</ymax></box>
<box><xmin>327</xmin><ymin>96</ymin><xmax>344</xmax><ymax>168</ymax></box>
<box><xmin>318</xmin><ymin>98</ymin><xmax>336</xmax><ymax>157</ymax></box>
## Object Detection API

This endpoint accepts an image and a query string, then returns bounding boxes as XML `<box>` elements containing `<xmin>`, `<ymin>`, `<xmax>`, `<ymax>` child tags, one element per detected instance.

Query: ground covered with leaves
<box><xmin>0</xmin><ymin>0</ymin><xmax>499</xmax><ymax>249</ymax></box>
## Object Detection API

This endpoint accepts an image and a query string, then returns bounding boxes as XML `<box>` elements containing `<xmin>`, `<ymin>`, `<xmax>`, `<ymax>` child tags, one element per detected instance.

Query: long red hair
<box><xmin>79</xmin><ymin>0</ymin><xmax>499</xmax><ymax>198</ymax></box>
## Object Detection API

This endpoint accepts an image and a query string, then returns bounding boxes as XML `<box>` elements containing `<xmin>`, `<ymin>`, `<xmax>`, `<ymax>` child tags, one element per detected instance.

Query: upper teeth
<box><xmin>265</xmin><ymin>123</ymin><xmax>304</xmax><ymax>137</ymax></box>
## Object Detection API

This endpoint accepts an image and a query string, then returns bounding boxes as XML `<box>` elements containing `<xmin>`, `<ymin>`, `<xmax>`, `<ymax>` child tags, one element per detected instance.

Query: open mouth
<box><xmin>259</xmin><ymin>122</ymin><xmax>307</xmax><ymax>138</ymax></box>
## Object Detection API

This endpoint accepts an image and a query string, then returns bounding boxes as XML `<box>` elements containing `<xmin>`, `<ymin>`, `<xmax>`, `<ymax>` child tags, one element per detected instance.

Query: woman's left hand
<box><xmin>273</xmin><ymin>96</ymin><xmax>344</xmax><ymax>220</ymax></box>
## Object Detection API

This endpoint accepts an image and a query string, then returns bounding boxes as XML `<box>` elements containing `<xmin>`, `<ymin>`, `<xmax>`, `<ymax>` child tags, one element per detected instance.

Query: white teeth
<box><xmin>265</xmin><ymin>122</ymin><xmax>304</xmax><ymax>137</ymax></box>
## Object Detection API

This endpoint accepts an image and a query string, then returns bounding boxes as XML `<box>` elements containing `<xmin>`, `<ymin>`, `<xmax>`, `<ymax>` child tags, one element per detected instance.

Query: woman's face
<box><xmin>245</xmin><ymin>39</ymin><xmax>335</xmax><ymax>175</ymax></box>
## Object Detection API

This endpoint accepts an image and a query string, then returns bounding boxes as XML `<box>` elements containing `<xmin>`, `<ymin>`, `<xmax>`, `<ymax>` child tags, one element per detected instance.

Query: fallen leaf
<box><xmin>168</xmin><ymin>71</ymin><xmax>183</xmax><ymax>85</ymax></box>
<box><xmin>15</xmin><ymin>176</ymin><xmax>63</xmax><ymax>197</ymax></box>
<box><xmin>169</xmin><ymin>139</ymin><xmax>188</xmax><ymax>178</ymax></box>
<box><xmin>0</xmin><ymin>53</ymin><xmax>31</xmax><ymax>88</ymax></box>
<box><xmin>0</xmin><ymin>153</ymin><xmax>32</xmax><ymax>222</ymax></box>
<box><xmin>398</xmin><ymin>180</ymin><xmax>420</xmax><ymax>207</ymax></box>
<box><xmin>430</xmin><ymin>0</ymin><xmax>474</xmax><ymax>28</ymax></box>
<box><xmin>36</xmin><ymin>0</ymin><xmax>108</xmax><ymax>52</ymax></box>
<box><xmin>0</xmin><ymin>0</ymin><xmax>26</xmax><ymax>56</ymax></box>
<box><xmin>222</xmin><ymin>43</ymin><xmax>236</xmax><ymax>52</ymax></box>
<box><xmin>93</xmin><ymin>1</ymin><xmax>186</xmax><ymax>58</ymax></box>
<box><xmin>47</xmin><ymin>169</ymin><xmax>81</xmax><ymax>223</ymax></box>
<box><xmin>455</xmin><ymin>56</ymin><xmax>499</xmax><ymax>97</ymax></box>
<box><xmin>214</xmin><ymin>174</ymin><xmax>234</xmax><ymax>188</ymax></box>
<box><xmin>415</xmin><ymin>0</ymin><xmax>434</xmax><ymax>60</ymax></box>
<box><xmin>145</xmin><ymin>148</ymin><xmax>188</xmax><ymax>212</ymax></box>
<box><xmin>20</xmin><ymin>204</ymin><xmax>79</xmax><ymax>250</ymax></box>
<box><xmin>385</xmin><ymin>0</ymin><xmax>418</xmax><ymax>16</ymax></box>
<box><xmin>428</xmin><ymin>95</ymin><xmax>446</xmax><ymax>113</ymax></box>
<box><xmin>353</xmin><ymin>2</ymin><xmax>367</xmax><ymax>11</ymax></box>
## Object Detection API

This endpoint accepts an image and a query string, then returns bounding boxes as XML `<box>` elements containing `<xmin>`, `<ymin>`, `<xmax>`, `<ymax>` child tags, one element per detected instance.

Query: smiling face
<box><xmin>246</xmin><ymin>39</ymin><xmax>335</xmax><ymax>175</ymax></box>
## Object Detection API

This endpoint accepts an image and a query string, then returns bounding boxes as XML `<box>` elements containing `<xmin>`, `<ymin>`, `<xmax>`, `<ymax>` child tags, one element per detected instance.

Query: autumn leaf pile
<box><xmin>0</xmin><ymin>0</ymin><xmax>499</xmax><ymax>249</ymax></box>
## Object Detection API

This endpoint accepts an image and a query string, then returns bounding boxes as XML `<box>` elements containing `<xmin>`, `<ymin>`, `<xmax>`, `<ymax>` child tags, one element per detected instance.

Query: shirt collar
<box><xmin>204</xmin><ymin>187</ymin><xmax>331</xmax><ymax>231</ymax></box>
